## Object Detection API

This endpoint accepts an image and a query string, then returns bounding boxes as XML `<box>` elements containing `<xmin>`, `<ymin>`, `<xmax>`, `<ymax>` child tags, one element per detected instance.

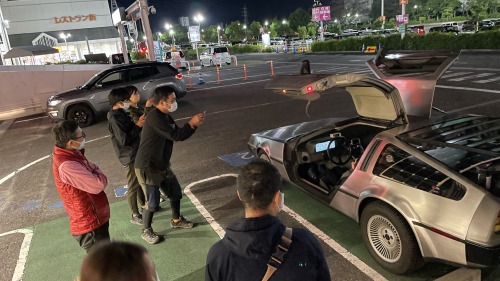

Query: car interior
<box><xmin>293</xmin><ymin>122</ymin><xmax>385</xmax><ymax>195</ymax></box>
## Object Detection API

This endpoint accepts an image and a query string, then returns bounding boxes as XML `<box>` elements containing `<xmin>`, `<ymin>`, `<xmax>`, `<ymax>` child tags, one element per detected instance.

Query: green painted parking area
<box><xmin>21</xmin><ymin>198</ymin><xmax>219</xmax><ymax>281</ymax></box>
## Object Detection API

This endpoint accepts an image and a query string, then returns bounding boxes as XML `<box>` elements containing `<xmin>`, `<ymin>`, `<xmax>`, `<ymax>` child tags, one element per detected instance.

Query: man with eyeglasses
<box><xmin>51</xmin><ymin>120</ymin><xmax>110</xmax><ymax>252</ymax></box>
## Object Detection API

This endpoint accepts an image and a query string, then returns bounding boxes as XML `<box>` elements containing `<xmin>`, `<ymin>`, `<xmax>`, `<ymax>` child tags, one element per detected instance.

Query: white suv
<box><xmin>200</xmin><ymin>46</ymin><xmax>231</xmax><ymax>67</ymax></box>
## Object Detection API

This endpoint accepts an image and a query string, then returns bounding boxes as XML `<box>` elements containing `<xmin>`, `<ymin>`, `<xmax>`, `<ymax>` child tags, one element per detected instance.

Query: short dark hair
<box><xmin>237</xmin><ymin>159</ymin><xmax>282</xmax><ymax>210</ymax></box>
<box><xmin>79</xmin><ymin>241</ymin><xmax>153</xmax><ymax>281</ymax></box>
<box><xmin>108</xmin><ymin>87</ymin><xmax>129</xmax><ymax>106</ymax></box>
<box><xmin>52</xmin><ymin>120</ymin><xmax>79</xmax><ymax>148</ymax></box>
<box><xmin>125</xmin><ymin>85</ymin><xmax>138</xmax><ymax>98</ymax></box>
<box><xmin>153</xmin><ymin>86</ymin><xmax>175</xmax><ymax>105</ymax></box>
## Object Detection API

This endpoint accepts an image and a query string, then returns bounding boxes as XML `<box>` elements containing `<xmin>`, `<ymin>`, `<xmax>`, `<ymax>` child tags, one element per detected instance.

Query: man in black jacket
<box><xmin>135</xmin><ymin>86</ymin><xmax>205</xmax><ymax>244</ymax></box>
<box><xmin>205</xmin><ymin>159</ymin><xmax>331</xmax><ymax>281</ymax></box>
<box><xmin>107</xmin><ymin>88</ymin><xmax>145</xmax><ymax>225</ymax></box>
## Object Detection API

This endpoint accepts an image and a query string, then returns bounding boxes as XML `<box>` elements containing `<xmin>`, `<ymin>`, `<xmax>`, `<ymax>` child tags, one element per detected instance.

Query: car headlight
<box><xmin>48</xmin><ymin>99</ymin><xmax>62</xmax><ymax>106</ymax></box>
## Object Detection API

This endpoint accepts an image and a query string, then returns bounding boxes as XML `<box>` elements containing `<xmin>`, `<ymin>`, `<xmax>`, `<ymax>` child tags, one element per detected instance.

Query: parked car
<box><xmin>47</xmin><ymin>62</ymin><xmax>187</xmax><ymax>127</ymax></box>
<box><xmin>248</xmin><ymin>52</ymin><xmax>500</xmax><ymax>274</ymax></box>
<box><xmin>199</xmin><ymin>46</ymin><xmax>231</xmax><ymax>67</ymax></box>
<box><xmin>163</xmin><ymin>50</ymin><xmax>186</xmax><ymax>69</ymax></box>
<box><xmin>429</xmin><ymin>26</ymin><xmax>459</xmax><ymax>35</ymax></box>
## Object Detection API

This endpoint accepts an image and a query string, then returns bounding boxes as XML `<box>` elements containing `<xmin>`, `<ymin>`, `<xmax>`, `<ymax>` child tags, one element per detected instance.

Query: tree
<box><xmin>307</xmin><ymin>22</ymin><xmax>319</xmax><ymax>37</ymax></box>
<box><xmin>249</xmin><ymin>21</ymin><xmax>262</xmax><ymax>41</ymax></box>
<box><xmin>224</xmin><ymin>21</ymin><xmax>246</xmax><ymax>42</ymax></box>
<box><xmin>288</xmin><ymin>8</ymin><xmax>310</xmax><ymax>31</ymax></box>
<box><xmin>297</xmin><ymin>26</ymin><xmax>308</xmax><ymax>38</ymax></box>
<box><xmin>204</xmin><ymin>25</ymin><xmax>219</xmax><ymax>43</ymax></box>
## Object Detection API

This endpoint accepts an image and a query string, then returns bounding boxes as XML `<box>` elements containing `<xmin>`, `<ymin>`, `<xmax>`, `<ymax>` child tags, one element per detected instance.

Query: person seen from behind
<box><xmin>107</xmin><ymin>87</ymin><xmax>146</xmax><ymax>226</ymax></box>
<box><xmin>205</xmin><ymin>159</ymin><xmax>331</xmax><ymax>281</ymax></box>
<box><xmin>134</xmin><ymin>86</ymin><xmax>206</xmax><ymax>244</ymax></box>
<box><xmin>78</xmin><ymin>241</ymin><xmax>159</xmax><ymax>281</ymax></box>
<box><xmin>51</xmin><ymin>120</ymin><xmax>110</xmax><ymax>252</ymax></box>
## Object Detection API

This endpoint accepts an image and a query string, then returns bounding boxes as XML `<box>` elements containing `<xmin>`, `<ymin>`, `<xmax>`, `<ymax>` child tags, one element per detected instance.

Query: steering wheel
<box><xmin>326</xmin><ymin>136</ymin><xmax>352</xmax><ymax>166</ymax></box>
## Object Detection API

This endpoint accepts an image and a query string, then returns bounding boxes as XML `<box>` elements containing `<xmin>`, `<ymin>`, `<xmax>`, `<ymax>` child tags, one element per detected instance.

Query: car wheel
<box><xmin>200</xmin><ymin>60</ymin><xmax>204</xmax><ymax>67</ymax></box>
<box><xmin>258</xmin><ymin>150</ymin><xmax>271</xmax><ymax>162</ymax></box>
<box><xmin>360</xmin><ymin>202</ymin><xmax>424</xmax><ymax>274</ymax></box>
<box><xmin>226</xmin><ymin>62</ymin><xmax>231</xmax><ymax>65</ymax></box>
<box><xmin>67</xmin><ymin>104</ymin><xmax>94</xmax><ymax>128</ymax></box>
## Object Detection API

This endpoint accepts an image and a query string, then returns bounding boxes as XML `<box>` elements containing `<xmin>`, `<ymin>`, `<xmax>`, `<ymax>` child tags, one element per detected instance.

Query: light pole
<box><xmin>264</xmin><ymin>20</ymin><xmax>269</xmax><ymax>32</ymax></box>
<box><xmin>414</xmin><ymin>5</ymin><xmax>419</xmax><ymax>21</ymax></box>
<box><xmin>193</xmin><ymin>14</ymin><xmax>204</xmax><ymax>60</ymax></box>
<box><xmin>381</xmin><ymin>0</ymin><xmax>385</xmax><ymax>30</ymax></box>
<box><xmin>355</xmin><ymin>14</ymin><xmax>359</xmax><ymax>29</ymax></box>
<box><xmin>243</xmin><ymin>24</ymin><xmax>247</xmax><ymax>40</ymax></box>
<box><xmin>217</xmin><ymin>26</ymin><xmax>221</xmax><ymax>45</ymax></box>
<box><xmin>59</xmin><ymin>32</ymin><xmax>71</xmax><ymax>52</ymax></box>
<box><xmin>164</xmin><ymin>23</ymin><xmax>172</xmax><ymax>47</ymax></box>
<box><xmin>169</xmin><ymin>29</ymin><xmax>175</xmax><ymax>48</ymax></box>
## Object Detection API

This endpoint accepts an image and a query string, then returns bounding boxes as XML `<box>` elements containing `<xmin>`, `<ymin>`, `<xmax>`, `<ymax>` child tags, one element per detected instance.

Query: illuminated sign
<box><xmin>54</xmin><ymin>14</ymin><xmax>97</xmax><ymax>24</ymax></box>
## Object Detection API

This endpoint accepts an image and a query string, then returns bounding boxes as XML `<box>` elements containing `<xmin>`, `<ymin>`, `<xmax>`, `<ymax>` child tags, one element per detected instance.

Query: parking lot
<box><xmin>1</xmin><ymin>52</ymin><xmax>500</xmax><ymax>281</ymax></box>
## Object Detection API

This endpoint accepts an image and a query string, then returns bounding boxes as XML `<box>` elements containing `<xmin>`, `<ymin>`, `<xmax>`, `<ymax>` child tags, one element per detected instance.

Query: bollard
<box><xmin>362</xmin><ymin>43</ymin><xmax>365</xmax><ymax>52</ymax></box>
<box><xmin>243</xmin><ymin>64</ymin><xmax>248</xmax><ymax>80</ymax></box>
<box><xmin>197</xmin><ymin>72</ymin><xmax>205</xmax><ymax>85</ymax></box>
<box><xmin>378</xmin><ymin>43</ymin><xmax>382</xmax><ymax>51</ymax></box>
<box><xmin>187</xmin><ymin>70</ymin><xmax>192</xmax><ymax>88</ymax></box>
<box><xmin>276</xmin><ymin>46</ymin><xmax>279</xmax><ymax>53</ymax></box>
<box><xmin>270</xmin><ymin>60</ymin><xmax>274</xmax><ymax>77</ymax></box>
<box><xmin>216</xmin><ymin>65</ymin><xmax>221</xmax><ymax>84</ymax></box>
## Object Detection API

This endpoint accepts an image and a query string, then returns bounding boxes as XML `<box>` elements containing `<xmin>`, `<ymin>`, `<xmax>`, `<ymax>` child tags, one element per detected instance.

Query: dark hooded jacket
<box><xmin>107</xmin><ymin>108</ymin><xmax>141</xmax><ymax>166</ymax></box>
<box><xmin>205</xmin><ymin>215</ymin><xmax>331</xmax><ymax>281</ymax></box>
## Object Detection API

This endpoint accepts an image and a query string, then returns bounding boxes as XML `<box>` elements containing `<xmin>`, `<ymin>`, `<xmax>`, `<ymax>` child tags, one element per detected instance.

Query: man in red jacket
<box><xmin>52</xmin><ymin>120</ymin><xmax>110</xmax><ymax>252</ymax></box>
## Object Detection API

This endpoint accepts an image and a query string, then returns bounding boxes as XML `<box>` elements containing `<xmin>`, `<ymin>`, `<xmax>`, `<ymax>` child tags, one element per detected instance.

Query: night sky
<box><xmin>117</xmin><ymin>0</ymin><xmax>314</xmax><ymax>31</ymax></box>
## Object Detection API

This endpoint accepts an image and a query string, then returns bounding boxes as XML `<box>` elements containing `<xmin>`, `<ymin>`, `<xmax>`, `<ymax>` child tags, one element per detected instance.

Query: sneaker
<box><xmin>170</xmin><ymin>215</ymin><xmax>195</xmax><ymax>229</ymax></box>
<box><xmin>141</xmin><ymin>228</ymin><xmax>161</xmax><ymax>244</ymax></box>
<box><xmin>131</xmin><ymin>214</ymin><xmax>143</xmax><ymax>225</ymax></box>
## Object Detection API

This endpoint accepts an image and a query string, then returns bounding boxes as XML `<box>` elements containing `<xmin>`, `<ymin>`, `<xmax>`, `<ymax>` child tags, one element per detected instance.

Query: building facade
<box><xmin>0</xmin><ymin>0</ymin><xmax>120</xmax><ymax>64</ymax></box>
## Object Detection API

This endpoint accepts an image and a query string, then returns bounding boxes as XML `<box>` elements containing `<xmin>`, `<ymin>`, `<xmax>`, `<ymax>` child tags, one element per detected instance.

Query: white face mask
<box><xmin>74</xmin><ymin>138</ymin><xmax>86</xmax><ymax>150</ymax></box>
<box><xmin>168</xmin><ymin>101</ymin><xmax>178</xmax><ymax>113</ymax></box>
<box><xmin>278</xmin><ymin>192</ymin><xmax>284</xmax><ymax>212</ymax></box>
<box><xmin>122</xmin><ymin>101</ymin><xmax>130</xmax><ymax>110</ymax></box>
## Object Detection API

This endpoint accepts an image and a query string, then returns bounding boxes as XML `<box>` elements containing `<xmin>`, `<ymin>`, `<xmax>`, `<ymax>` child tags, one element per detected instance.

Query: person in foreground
<box><xmin>205</xmin><ymin>159</ymin><xmax>331</xmax><ymax>281</ymax></box>
<box><xmin>78</xmin><ymin>241</ymin><xmax>159</xmax><ymax>281</ymax></box>
<box><xmin>135</xmin><ymin>86</ymin><xmax>205</xmax><ymax>244</ymax></box>
<box><xmin>51</xmin><ymin>120</ymin><xmax>110</xmax><ymax>252</ymax></box>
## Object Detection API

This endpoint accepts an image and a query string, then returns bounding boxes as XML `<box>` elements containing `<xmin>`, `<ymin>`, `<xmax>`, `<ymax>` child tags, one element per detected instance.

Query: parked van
<box><xmin>199</xmin><ymin>46</ymin><xmax>231</xmax><ymax>67</ymax></box>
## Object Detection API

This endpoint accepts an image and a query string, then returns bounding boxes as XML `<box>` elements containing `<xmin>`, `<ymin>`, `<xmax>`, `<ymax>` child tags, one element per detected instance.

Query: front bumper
<box><xmin>466</xmin><ymin>242</ymin><xmax>500</xmax><ymax>267</ymax></box>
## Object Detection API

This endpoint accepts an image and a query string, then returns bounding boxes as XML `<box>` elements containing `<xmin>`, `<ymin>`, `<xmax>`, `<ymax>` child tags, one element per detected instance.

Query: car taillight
<box><xmin>495</xmin><ymin>211</ymin><xmax>500</xmax><ymax>234</ymax></box>
<box><xmin>306</xmin><ymin>85</ymin><xmax>314</xmax><ymax>93</ymax></box>
<box><xmin>175</xmin><ymin>73</ymin><xmax>183</xmax><ymax>80</ymax></box>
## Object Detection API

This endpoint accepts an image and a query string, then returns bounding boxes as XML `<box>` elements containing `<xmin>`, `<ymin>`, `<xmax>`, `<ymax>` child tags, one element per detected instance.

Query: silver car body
<box><xmin>248</xmin><ymin>52</ymin><xmax>500</xmax><ymax>273</ymax></box>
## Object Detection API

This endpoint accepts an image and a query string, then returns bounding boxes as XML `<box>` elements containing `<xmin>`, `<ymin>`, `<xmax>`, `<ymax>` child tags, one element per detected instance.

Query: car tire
<box><xmin>360</xmin><ymin>201</ymin><xmax>424</xmax><ymax>274</ymax></box>
<box><xmin>258</xmin><ymin>150</ymin><xmax>271</xmax><ymax>162</ymax></box>
<box><xmin>200</xmin><ymin>60</ymin><xmax>204</xmax><ymax>67</ymax></box>
<box><xmin>67</xmin><ymin>104</ymin><xmax>94</xmax><ymax>128</ymax></box>
<box><xmin>226</xmin><ymin>62</ymin><xmax>231</xmax><ymax>65</ymax></box>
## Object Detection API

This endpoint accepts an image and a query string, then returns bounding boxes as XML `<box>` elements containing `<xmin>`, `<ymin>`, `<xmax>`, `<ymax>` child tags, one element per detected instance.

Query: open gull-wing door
<box><xmin>367</xmin><ymin>49</ymin><xmax>458</xmax><ymax>119</ymax></box>
<box><xmin>266</xmin><ymin>73</ymin><xmax>407</xmax><ymax>124</ymax></box>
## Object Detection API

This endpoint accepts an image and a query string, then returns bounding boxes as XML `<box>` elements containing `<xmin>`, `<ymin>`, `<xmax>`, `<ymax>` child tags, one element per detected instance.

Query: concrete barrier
<box><xmin>0</xmin><ymin>64</ymin><xmax>109</xmax><ymax>121</ymax></box>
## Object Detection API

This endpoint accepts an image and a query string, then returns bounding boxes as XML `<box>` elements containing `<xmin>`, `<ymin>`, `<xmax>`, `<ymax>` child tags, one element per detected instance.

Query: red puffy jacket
<box><xmin>52</xmin><ymin>146</ymin><xmax>110</xmax><ymax>235</ymax></box>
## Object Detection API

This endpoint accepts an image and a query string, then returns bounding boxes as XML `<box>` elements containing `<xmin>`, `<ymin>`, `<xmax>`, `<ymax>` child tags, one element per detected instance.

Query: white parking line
<box><xmin>184</xmin><ymin>174</ymin><xmax>387</xmax><ymax>281</ymax></box>
<box><xmin>0</xmin><ymin>228</ymin><xmax>34</xmax><ymax>281</ymax></box>
<box><xmin>447</xmin><ymin>73</ymin><xmax>495</xmax><ymax>82</ymax></box>
<box><xmin>440</xmin><ymin>72</ymin><xmax>473</xmax><ymax>79</ymax></box>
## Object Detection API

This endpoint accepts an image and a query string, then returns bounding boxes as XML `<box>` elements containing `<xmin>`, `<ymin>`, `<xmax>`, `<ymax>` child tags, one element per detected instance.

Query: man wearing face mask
<box><xmin>205</xmin><ymin>159</ymin><xmax>331</xmax><ymax>281</ymax></box>
<box><xmin>108</xmin><ymin>88</ymin><xmax>146</xmax><ymax>226</ymax></box>
<box><xmin>51</xmin><ymin>120</ymin><xmax>110</xmax><ymax>252</ymax></box>
<box><xmin>135</xmin><ymin>86</ymin><xmax>205</xmax><ymax>244</ymax></box>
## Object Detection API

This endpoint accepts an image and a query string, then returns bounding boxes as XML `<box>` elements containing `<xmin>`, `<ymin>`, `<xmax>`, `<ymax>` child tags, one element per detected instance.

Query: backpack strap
<box><xmin>261</xmin><ymin>227</ymin><xmax>293</xmax><ymax>281</ymax></box>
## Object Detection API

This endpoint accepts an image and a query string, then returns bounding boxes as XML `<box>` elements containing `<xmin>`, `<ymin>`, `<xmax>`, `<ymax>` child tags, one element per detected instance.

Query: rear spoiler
<box><xmin>366</xmin><ymin>49</ymin><xmax>458</xmax><ymax>119</ymax></box>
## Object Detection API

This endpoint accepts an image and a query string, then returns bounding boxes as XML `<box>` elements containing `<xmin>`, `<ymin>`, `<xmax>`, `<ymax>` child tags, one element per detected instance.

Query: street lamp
<box><xmin>59</xmin><ymin>32</ymin><xmax>71</xmax><ymax>51</ymax></box>
<box><xmin>414</xmin><ymin>5</ymin><xmax>419</xmax><ymax>21</ymax></box>
<box><xmin>169</xmin><ymin>29</ymin><xmax>175</xmax><ymax>47</ymax></box>
<box><xmin>193</xmin><ymin>14</ymin><xmax>204</xmax><ymax>60</ymax></box>
<box><xmin>217</xmin><ymin>26</ymin><xmax>221</xmax><ymax>45</ymax></box>
<box><xmin>355</xmin><ymin>13</ymin><xmax>359</xmax><ymax>28</ymax></box>
<box><xmin>282</xmin><ymin>20</ymin><xmax>287</xmax><ymax>25</ymax></box>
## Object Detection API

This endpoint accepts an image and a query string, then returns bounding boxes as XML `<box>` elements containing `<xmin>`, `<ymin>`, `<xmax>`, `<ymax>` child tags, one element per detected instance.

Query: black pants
<box><xmin>73</xmin><ymin>221</ymin><xmax>110</xmax><ymax>252</ymax></box>
<box><xmin>126</xmin><ymin>163</ymin><xmax>145</xmax><ymax>215</ymax></box>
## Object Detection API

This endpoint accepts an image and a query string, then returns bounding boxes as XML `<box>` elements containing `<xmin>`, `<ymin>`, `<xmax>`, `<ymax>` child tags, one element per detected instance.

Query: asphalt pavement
<box><xmin>1</xmin><ymin>52</ymin><xmax>500</xmax><ymax>281</ymax></box>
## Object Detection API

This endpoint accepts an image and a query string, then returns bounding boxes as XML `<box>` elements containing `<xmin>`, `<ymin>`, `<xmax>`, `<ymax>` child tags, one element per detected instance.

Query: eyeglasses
<box><xmin>74</xmin><ymin>132</ymin><xmax>86</xmax><ymax>140</ymax></box>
